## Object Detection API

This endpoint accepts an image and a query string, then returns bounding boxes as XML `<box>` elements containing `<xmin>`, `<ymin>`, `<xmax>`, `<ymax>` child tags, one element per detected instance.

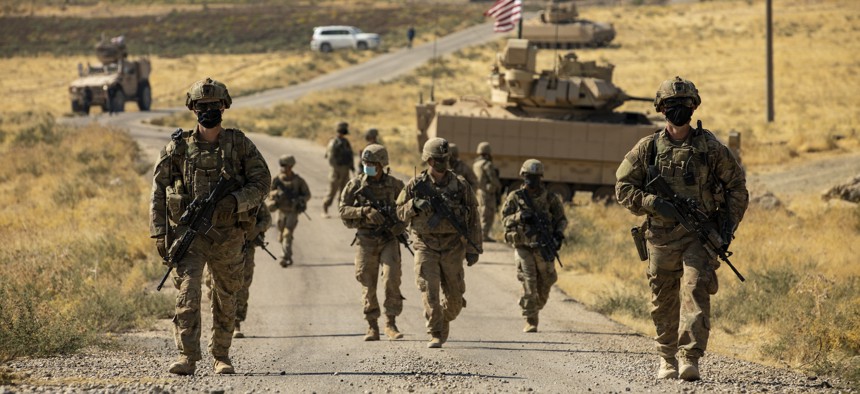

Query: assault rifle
<box><xmin>519</xmin><ymin>190</ymin><xmax>564</xmax><ymax>267</ymax></box>
<box><xmin>358</xmin><ymin>187</ymin><xmax>414</xmax><ymax>256</ymax></box>
<box><xmin>157</xmin><ymin>175</ymin><xmax>238</xmax><ymax>291</ymax></box>
<box><xmin>645</xmin><ymin>172</ymin><xmax>745</xmax><ymax>282</ymax></box>
<box><xmin>412</xmin><ymin>178</ymin><xmax>481</xmax><ymax>253</ymax></box>
<box><xmin>252</xmin><ymin>233</ymin><xmax>277</xmax><ymax>260</ymax></box>
<box><xmin>273</xmin><ymin>187</ymin><xmax>311</xmax><ymax>221</ymax></box>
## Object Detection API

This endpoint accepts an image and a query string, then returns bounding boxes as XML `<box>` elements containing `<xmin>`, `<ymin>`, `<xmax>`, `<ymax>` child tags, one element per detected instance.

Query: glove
<box><xmin>365</xmin><ymin>207</ymin><xmax>385</xmax><ymax>225</ymax></box>
<box><xmin>214</xmin><ymin>195</ymin><xmax>237</xmax><ymax>224</ymax></box>
<box><xmin>520</xmin><ymin>210</ymin><xmax>535</xmax><ymax>224</ymax></box>
<box><xmin>466</xmin><ymin>253</ymin><xmax>479</xmax><ymax>266</ymax></box>
<box><xmin>412</xmin><ymin>198</ymin><xmax>431</xmax><ymax>213</ymax></box>
<box><xmin>155</xmin><ymin>237</ymin><xmax>167</xmax><ymax>261</ymax></box>
<box><xmin>652</xmin><ymin>197</ymin><xmax>676</xmax><ymax>219</ymax></box>
<box><xmin>553</xmin><ymin>230</ymin><xmax>565</xmax><ymax>244</ymax></box>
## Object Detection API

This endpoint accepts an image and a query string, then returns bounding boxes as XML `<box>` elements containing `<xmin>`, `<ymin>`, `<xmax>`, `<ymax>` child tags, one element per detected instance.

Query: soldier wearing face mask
<box><xmin>339</xmin><ymin>144</ymin><xmax>407</xmax><ymax>341</ymax></box>
<box><xmin>501</xmin><ymin>159</ymin><xmax>567</xmax><ymax>333</ymax></box>
<box><xmin>615</xmin><ymin>76</ymin><xmax>748</xmax><ymax>382</ymax></box>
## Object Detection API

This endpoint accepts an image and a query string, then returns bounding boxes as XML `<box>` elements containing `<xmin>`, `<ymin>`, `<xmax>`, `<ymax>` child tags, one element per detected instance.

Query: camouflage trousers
<box><xmin>477</xmin><ymin>190</ymin><xmax>497</xmax><ymax>239</ymax></box>
<box><xmin>646</xmin><ymin>225</ymin><xmax>717</xmax><ymax>360</ymax></box>
<box><xmin>277</xmin><ymin>211</ymin><xmax>299</xmax><ymax>261</ymax></box>
<box><xmin>323</xmin><ymin>166</ymin><xmax>351</xmax><ymax>211</ymax></box>
<box><xmin>204</xmin><ymin>246</ymin><xmax>256</xmax><ymax>323</ymax></box>
<box><xmin>171</xmin><ymin>226</ymin><xmax>245</xmax><ymax>361</ymax></box>
<box><xmin>414</xmin><ymin>239</ymin><xmax>466</xmax><ymax>333</ymax></box>
<box><xmin>354</xmin><ymin>234</ymin><xmax>403</xmax><ymax>321</ymax></box>
<box><xmin>515</xmin><ymin>247</ymin><xmax>558</xmax><ymax>318</ymax></box>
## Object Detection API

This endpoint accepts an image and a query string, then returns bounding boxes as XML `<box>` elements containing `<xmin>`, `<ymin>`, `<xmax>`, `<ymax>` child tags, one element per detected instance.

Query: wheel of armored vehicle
<box><xmin>137</xmin><ymin>80</ymin><xmax>152</xmax><ymax>111</ymax></box>
<box><xmin>108</xmin><ymin>88</ymin><xmax>125</xmax><ymax>113</ymax></box>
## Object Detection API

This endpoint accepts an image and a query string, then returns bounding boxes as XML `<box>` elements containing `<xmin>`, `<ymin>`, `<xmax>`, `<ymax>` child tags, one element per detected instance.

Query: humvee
<box><xmin>68</xmin><ymin>36</ymin><xmax>152</xmax><ymax>114</ymax></box>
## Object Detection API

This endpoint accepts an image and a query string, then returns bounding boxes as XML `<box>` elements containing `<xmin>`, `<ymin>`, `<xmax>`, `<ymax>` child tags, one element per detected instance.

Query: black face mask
<box><xmin>524</xmin><ymin>175</ymin><xmax>541</xmax><ymax>189</ymax></box>
<box><xmin>197</xmin><ymin>109</ymin><xmax>222</xmax><ymax>128</ymax></box>
<box><xmin>665</xmin><ymin>105</ymin><xmax>693</xmax><ymax>127</ymax></box>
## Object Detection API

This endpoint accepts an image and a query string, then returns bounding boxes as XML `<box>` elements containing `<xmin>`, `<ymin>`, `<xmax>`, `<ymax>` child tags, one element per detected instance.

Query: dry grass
<box><xmin>0</xmin><ymin>112</ymin><xmax>172</xmax><ymax>361</ymax></box>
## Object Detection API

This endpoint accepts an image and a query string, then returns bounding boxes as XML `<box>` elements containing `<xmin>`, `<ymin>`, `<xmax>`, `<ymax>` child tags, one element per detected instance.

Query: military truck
<box><xmin>522</xmin><ymin>1</ymin><xmax>615</xmax><ymax>48</ymax></box>
<box><xmin>68</xmin><ymin>36</ymin><xmax>152</xmax><ymax>115</ymax></box>
<box><xmin>415</xmin><ymin>39</ymin><xmax>656</xmax><ymax>201</ymax></box>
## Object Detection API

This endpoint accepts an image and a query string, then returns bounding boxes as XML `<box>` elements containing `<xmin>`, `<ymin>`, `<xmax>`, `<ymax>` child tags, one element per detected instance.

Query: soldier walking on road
<box><xmin>448</xmin><ymin>143</ymin><xmax>477</xmax><ymax>189</ymax></box>
<box><xmin>322</xmin><ymin>121</ymin><xmax>355</xmax><ymax>218</ymax></box>
<box><xmin>615</xmin><ymin>77</ymin><xmax>748</xmax><ymax>381</ymax></box>
<box><xmin>150</xmin><ymin>78</ymin><xmax>271</xmax><ymax>375</ymax></box>
<box><xmin>501</xmin><ymin>159</ymin><xmax>567</xmax><ymax>333</ymax></box>
<box><xmin>473</xmin><ymin>141</ymin><xmax>502</xmax><ymax>242</ymax></box>
<box><xmin>397</xmin><ymin>138</ymin><xmax>483</xmax><ymax>348</ymax></box>
<box><xmin>205</xmin><ymin>204</ymin><xmax>272</xmax><ymax>339</ymax></box>
<box><xmin>339</xmin><ymin>144</ymin><xmax>407</xmax><ymax>341</ymax></box>
<box><xmin>266</xmin><ymin>155</ymin><xmax>311</xmax><ymax>267</ymax></box>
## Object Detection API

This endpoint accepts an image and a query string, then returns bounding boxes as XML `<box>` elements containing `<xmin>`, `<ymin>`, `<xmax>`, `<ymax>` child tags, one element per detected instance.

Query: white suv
<box><xmin>310</xmin><ymin>26</ymin><xmax>381</xmax><ymax>53</ymax></box>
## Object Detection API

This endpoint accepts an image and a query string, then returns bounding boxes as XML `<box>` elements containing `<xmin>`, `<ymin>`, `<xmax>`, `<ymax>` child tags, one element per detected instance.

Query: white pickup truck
<box><xmin>310</xmin><ymin>26</ymin><xmax>381</xmax><ymax>52</ymax></box>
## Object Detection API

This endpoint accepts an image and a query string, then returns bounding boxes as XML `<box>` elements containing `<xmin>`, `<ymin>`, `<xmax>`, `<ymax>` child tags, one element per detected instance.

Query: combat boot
<box><xmin>427</xmin><ymin>332</ymin><xmax>443</xmax><ymax>348</ymax></box>
<box><xmin>679</xmin><ymin>357</ymin><xmax>700</xmax><ymax>381</ymax></box>
<box><xmin>213</xmin><ymin>356</ymin><xmax>235</xmax><ymax>374</ymax></box>
<box><xmin>657</xmin><ymin>357</ymin><xmax>679</xmax><ymax>379</ymax></box>
<box><xmin>440</xmin><ymin>319</ymin><xmax>450</xmax><ymax>344</ymax></box>
<box><xmin>233</xmin><ymin>321</ymin><xmax>244</xmax><ymax>339</ymax></box>
<box><xmin>168</xmin><ymin>356</ymin><xmax>196</xmax><ymax>375</ymax></box>
<box><xmin>523</xmin><ymin>316</ymin><xmax>538</xmax><ymax>333</ymax></box>
<box><xmin>364</xmin><ymin>320</ymin><xmax>380</xmax><ymax>341</ymax></box>
<box><xmin>384</xmin><ymin>315</ymin><xmax>403</xmax><ymax>340</ymax></box>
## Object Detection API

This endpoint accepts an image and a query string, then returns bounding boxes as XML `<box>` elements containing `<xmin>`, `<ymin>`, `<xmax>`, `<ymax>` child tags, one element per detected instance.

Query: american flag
<box><xmin>484</xmin><ymin>0</ymin><xmax>523</xmax><ymax>33</ymax></box>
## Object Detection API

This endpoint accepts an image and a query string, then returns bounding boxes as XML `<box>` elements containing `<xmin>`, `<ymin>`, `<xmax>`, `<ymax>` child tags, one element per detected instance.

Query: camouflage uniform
<box><xmin>397</xmin><ymin>139</ymin><xmax>482</xmax><ymax>348</ymax></box>
<box><xmin>615</xmin><ymin>76</ymin><xmax>748</xmax><ymax>380</ymax></box>
<box><xmin>150</xmin><ymin>127</ymin><xmax>271</xmax><ymax>368</ymax></box>
<box><xmin>323</xmin><ymin>124</ymin><xmax>354</xmax><ymax>216</ymax></box>
<box><xmin>473</xmin><ymin>143</ymin><xmax>502</xmax><ymax>241</ymax></box>
<box><xmin>501</xmin><ymin>179</ymin><xmax>567</xmax><ymax>331</ymax></box>
<box><xmin>448</xmin><ymin>143</ymin><xmax>477</xmax><ymax>189</ymax></box>
<box><xmin>267</xmin><ymin>171</ymin><xmax>311</xmax><ymax>266</ymax></box>
<box><xmin>339</xmin><ymin>170</ymin><xmax>406</xmax><ymax>340</ymax></box>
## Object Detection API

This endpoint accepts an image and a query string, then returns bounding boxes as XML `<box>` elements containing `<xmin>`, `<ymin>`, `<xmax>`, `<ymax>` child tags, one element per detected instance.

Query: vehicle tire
<box><xmin>108</xmin><ymin>87</ymin><xmax>125</xmax><ymax>113</ymax></box>
<box><xmin>356</xmin><ymin>41</ymin><xmax>368</xmax><ymax>50</ymax></box>
<box><xmin>137</xmin><ymin>80</ymin><xmax>152</xmax><ymax>111</ymax></box>
<box><xmin>71</xmin><ymin>100</ymin><xmax>82</xmax><ymax>114</ymax></box>
<box><xmin>320</xmin><ymin>43</ymin><xmax>332</xmax><ymax>53</ymax></box>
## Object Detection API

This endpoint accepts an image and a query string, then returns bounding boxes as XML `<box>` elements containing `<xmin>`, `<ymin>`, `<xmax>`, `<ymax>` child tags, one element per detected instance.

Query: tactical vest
<box><xmin>344</xmin><ymin>174</ymin><xmax>401</xmax><ymax>230</ymax></box>
<box><xmin>272</xmin><ymin>173</ymin><xmax>307</xmax><ymax>213</ymax></box>
<box><xmin>508</xmin><ymin>188</ymin><xmax>554</xmax><ymax>246</ymax></box>
<box><xmin>410</xmin><ymin>171</ymin><xmax>470</xmax><ymax>235</ymax></box>
<box><xmin>329</xmin><ymin>137</ymin><xmax>353</xmax><ymax>167</ymax></box>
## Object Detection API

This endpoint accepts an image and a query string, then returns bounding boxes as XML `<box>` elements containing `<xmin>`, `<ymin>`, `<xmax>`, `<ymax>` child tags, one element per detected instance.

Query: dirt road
<box><xmin>10</xmin><ymin>18</ymin><xmax>847</xmax><ymax>394</ymax></box>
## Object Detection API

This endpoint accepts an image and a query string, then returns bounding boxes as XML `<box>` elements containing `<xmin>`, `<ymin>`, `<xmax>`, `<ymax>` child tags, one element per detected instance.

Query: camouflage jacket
<box><xmin>325</xmin><ymin>136</ymin><xmax>354</xmax><ymax>169</ymax></box>
<box><xmin>473</xmin><ymin>156</ymin><xmax>502</xmax><ymax>198</ymax></box>
<box><xmin>339</xmin><ymin>173</ymin><xmax>405</xmax><ymax>234</ymax></box>
<box><xmin>450</xmin><ymin>158</ymin><xmax>478</xmax><ymax>189</ymax></box>
<box><xmin>150</xmin><ymin>127</ymin><xmax>271</xmax><ymax>238</ymax></box>
<box><xmin>615</xmin><ymin>127</ymin><xmax>748</xmax><ymax>228</ymax></box>
<box><xmin>396</xmin><ymin>170</ymin><xmax>482</xmax><ymax>254</ymax></box>
<box><xmin>501</xmin><ymin>186</ymin><xmax>567</xmax><ymax>247</ymax></box>
<box><xmin>266</xmin><ymin>173</ymin><xmax>311</xmax><ymax>213</ymax></box>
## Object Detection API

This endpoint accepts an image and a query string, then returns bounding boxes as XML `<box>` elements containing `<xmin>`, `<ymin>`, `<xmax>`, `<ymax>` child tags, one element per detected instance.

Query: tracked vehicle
<box><xmin>522</xmin><ymin>1</ymin><xmax>615</xmax><ymax>48</ymax></box>
<box><xmin>416</xmin><ymin>39</ymin><xmax>657</xmax><ymax>201</ymax></box>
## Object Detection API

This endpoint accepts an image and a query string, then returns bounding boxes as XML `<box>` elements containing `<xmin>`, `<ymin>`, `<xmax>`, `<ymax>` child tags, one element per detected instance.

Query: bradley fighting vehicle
<box><xmin>415</xmin><ymin>39</ymin><xmax>657</xmax><ymax>201</ymax></box>
<box><xmin>522</xmin><ymin>1</ymin><xmax>615</xmax><ymax>48</ymax></box>
<box><xmin>68</xmin><ymin>36</ymin><xmax>152</xmax><ymax>114</ymax></box>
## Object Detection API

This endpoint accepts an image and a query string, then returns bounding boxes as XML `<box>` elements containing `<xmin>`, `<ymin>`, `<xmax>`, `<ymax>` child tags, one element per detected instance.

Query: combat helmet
<box><xmin>361</xmin><ymin>144</ymin><xmax>389</xmax><ymax>167</ymax></box>
<box><xmin>337</xmin><ymin>121</ymin><xmax>349</xmax><ymax>134</ymax></box>
<box><xmin>421</xmin><ymin>137</ymin><xmax>450</xmax><ymax>162</ymax></box>
<box><xmin>185</xmin><ymin>77</ymin><xmax>232</xmax><ymax>110</ymax></box>
<box><xmin>365</xmin><ymin>128</ymin><xmax>379</xmax><ymax>140</ymax></box>
<box><xmin>654</xmin><ymin>76</ymin><xmax>700</xmax><ymax>112</ymax></box>
<box><xmin>477</xmin><ymin>141</ymin><xmax>492</xmax><ymax>155</ymax></box>
<box><xmin>520</xmin><ymin>159</ymin><xmax>544</xmax><ymax>176</ymax></box>
<box><xmin>279</xmin><ymin>154</ymin><xmax>296</xmax><ymax>167</ymax></box>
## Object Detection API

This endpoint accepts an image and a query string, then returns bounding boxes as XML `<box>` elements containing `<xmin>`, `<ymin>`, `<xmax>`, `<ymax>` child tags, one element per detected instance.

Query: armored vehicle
<box><xmin>68</xmin><ymin>36</ymin><xmax>152</xmax><ymax>114</ymax></box>
<box><xmin>415</xmin><ymin>39</ymin><xmax>656</xmax><ymax>201</ymax></box>
<box><xmin>522</xmin><ymin>1</ymin><xmax>615</xmax><ymax>48</ymax></box>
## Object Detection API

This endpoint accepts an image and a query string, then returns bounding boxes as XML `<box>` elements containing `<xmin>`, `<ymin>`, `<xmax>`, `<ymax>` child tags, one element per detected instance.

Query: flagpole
<box><xmin>517</xmin><ymin>15</ymin><xmax>523</xmax><ymax>39</ymax></box>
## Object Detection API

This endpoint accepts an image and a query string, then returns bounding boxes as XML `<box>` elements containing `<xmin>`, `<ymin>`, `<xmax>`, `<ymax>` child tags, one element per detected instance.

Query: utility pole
<box><xmin>766</xmin><ymin>0</ymin><xmax>774</xmax><ymax>122</ymax></box>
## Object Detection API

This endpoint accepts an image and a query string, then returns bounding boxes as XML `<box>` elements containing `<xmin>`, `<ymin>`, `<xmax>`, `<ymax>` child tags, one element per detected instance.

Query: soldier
<box><xmin>150</xmin><ymin>77</ymin><xmax>271</xmax><ymax>375</ymax></box>
<box><xmin>615</xmin><ymin>76</ymin><xmax>748</xmax><ymax>381</ymax></box>
<box><xmin>448</xmin><ymin>143</ymin><xmax>477</xmax><ymax>189</ymax></box>
<box><xmin>322</xmin><ymin>121</ymin><xmax>355</xmax><ymax>218</ymax></box>
<box><xmin>204</xmin><ymin>204</ymin><xmax>272</xmax><ymax>339</ymax></box>
<box><xmin>501</xmin><ymin>159</ymin><xmax>567</xmax><ymax>333</ymax></box>
<box><xmin>339</xmin><ymin>144</ymin><xmax>406</xmax><ymax>341</ymax></box>
<box><xmin>358</xmin><ymin>128</ymin><xmax>380</xmax><ymax>174</ymax></box>
<box><xmin>473</xmin><ymin>141</ymin><xmax>502</xmax><ymax>242</ymax></box>
<box><xmin>266</xmin><ymin>154</ymin><xmax>311</xmax><ymax>267</ymax></box>
<box><xmin>396</xmin><ymin>138</ymin><xmax>483</xmax><ymax>348</ymax></box>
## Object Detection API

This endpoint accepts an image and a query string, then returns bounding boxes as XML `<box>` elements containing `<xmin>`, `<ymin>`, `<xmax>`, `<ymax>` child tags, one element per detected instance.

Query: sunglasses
<box><xmin>194</xmin><ymin>101</ymin><xmax>223</xmax><ymax>111</ymax></box>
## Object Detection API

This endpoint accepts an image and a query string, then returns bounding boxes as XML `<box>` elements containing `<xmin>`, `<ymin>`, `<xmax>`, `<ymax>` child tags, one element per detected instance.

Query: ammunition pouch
<box><xmin>631</xmin><ymin>219</ymin><xmax>649</xmax><ymax>261</ymax></box>
<box><xmin>166</xmin><ymin>186</ymin><xmax>190</xmax><ymax>224</ymax></box>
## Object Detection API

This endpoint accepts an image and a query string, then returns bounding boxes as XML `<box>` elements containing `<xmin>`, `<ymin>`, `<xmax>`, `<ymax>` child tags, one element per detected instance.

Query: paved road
<box><xmin>33</xmin><ymin>18</ymin><xmax>840</xmax><ymax>394</ymax></box>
